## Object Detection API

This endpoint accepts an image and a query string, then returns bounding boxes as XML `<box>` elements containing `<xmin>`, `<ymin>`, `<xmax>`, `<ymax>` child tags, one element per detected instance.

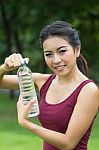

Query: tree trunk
<box><xmin>14</xmin><ymin>30</ymin><xmax>23</xmax><ymax>55</ymax></box>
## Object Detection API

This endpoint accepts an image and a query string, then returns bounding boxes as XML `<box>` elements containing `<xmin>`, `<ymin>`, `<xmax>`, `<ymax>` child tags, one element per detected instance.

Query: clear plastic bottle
<box><xmin>17</xmin><ymin>59</ymin><xmax>39</xmax><ymax>117</ymax></box>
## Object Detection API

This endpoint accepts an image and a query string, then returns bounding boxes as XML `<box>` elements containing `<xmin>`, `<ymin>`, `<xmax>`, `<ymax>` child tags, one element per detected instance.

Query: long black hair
<box><xmin>39</xmin><ymin>21</ymin><xmax>88</xmax><ymax>76</ymax></box>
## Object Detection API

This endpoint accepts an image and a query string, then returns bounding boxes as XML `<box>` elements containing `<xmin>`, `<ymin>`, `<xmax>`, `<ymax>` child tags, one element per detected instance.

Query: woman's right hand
<box><xmin>2</xmin><ymin>53</ymin><xmax>29</xmax><ymax>72</ymax></box>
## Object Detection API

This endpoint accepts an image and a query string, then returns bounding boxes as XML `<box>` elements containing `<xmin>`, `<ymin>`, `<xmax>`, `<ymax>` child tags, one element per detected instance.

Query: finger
<box><xmin>26</xmin><ymin>99</ymin><xmax>35</xmax><ymax>107</ymax></box>
<box><xmin>10</xmin><ymin>53</ymin><xmax>23</xmax><ymax>67</ymax></box>
<box><xmin>25</xmin><ymin>99</ymin><xmax>36</xmax><ymax>112</ymax></box>
<box><xmin>13</xmin><ymin>53</ymin><xmax>23</xmax><ymax>65</ymax></box>
<box><xmin>4</xmin><ymin>54</ymin><xmax>18</xmax><ymax>68</ymax></box>
<box><xmin>17</xmin><ymin>95</ymin><xmax>23</xmax><ymax>106</ymax></box>
<box><xmin>5</xmin><ymin>57</ymin><xmax>13</xmax><ymax>67</ymax></box>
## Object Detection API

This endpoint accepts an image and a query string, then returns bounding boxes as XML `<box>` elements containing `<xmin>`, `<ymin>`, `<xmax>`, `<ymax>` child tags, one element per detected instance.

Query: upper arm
<box><xmin>0</xmin><ymin>73</ymin><xmax>51</xmax><ymax>91</ymax></box>
<box><xmin>64</xmin><ymin>82</ymin><xmax>99</xmax><ymax>149</ymax></box>
<box><xmin>0</xmin><ymin>75</ymin><xmax>19</xmax><ymax>90</ymax></box>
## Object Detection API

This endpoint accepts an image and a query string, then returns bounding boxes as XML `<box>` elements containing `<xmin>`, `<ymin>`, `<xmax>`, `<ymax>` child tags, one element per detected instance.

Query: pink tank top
<box><xmin>38</xmin><ymin>74</ymin><xmax>94</xmax><ymax>150</ymax></box>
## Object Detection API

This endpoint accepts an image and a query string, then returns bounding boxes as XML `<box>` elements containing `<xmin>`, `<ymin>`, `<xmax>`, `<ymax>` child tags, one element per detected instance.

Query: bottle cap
<box><xmin>22</xmin><ymin>58</ymin><xmax>28</xmax><ymax>65</ymax></box>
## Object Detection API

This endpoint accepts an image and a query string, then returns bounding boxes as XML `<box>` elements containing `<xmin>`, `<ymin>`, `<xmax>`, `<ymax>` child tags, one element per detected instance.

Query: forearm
<box><xmin>0</xmin><ymin>65</ymin><xmax>19</xmax><ymax>90</ymax></box>
<box><xmin>20</xmin><ymin>120</ymin><xmax>73</xmax><ymax>150</ymax></box>
<box><xmin>0</xmin><ymin>64</ymin><xmax>8</xmax><ymax>80</ymax></box>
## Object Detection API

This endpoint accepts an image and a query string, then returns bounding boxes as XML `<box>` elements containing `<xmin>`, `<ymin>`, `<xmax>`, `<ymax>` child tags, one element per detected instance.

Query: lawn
<box><xmin>0</xmin><ymin>92</ymin><xmax>99</xmax><ymax>150</ymax></box>
<box><xmin>0</xmin><ymin>92</ymin><xmax>42</xmax><ymax>150</ymax></box>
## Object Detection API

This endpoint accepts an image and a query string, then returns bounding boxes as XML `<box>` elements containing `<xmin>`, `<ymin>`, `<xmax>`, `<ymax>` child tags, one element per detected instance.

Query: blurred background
<box><xmin>0</xmin><ymin>0</ymin><xmax>99</xmax><ymax>150</ymax></box>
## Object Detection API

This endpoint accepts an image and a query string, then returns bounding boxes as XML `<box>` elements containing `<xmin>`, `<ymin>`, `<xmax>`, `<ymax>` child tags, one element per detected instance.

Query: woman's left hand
<box><xmin>17</xmin><ymin>95</ymin><xmax>35</xmax><ymax>127</ymax></box>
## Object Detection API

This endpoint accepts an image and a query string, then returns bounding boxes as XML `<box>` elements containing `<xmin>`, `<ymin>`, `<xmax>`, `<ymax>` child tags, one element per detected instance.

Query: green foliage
<box><xmin>0</xmin><ymin>0</ymin><xmax>99</xmax><ymax>80</ymax></box>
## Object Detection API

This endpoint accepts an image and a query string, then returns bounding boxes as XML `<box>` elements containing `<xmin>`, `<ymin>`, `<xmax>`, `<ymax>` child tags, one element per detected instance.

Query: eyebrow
<box><xmin>44</xmin><ymin>46</ymin><xmax>68</xmax><ymax>52</ymax></box>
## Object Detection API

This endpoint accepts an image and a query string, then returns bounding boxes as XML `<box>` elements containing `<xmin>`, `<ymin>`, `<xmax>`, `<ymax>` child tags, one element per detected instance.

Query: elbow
<box><xmin>61</xmin><ymin>145</ymin><xmax>75</xmax><ymax>150</ymax></box>
<box><xmin>60</xmin><ymin>137</ymin><xmax>76</xmax><ymax>150</ymax></box>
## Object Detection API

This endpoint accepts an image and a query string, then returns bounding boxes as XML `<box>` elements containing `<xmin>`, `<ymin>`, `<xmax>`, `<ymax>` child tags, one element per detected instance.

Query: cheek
<box><xmin>63</xmin><ymin>53</ymin><xmax>72</xmax><ymax>61</ymax></box>
<box><xmin>44</xmin><ymin>57</ymin><xmax>52</xmax><ymax>66</ymax></box>
<box><xmin>63</xmin><ymin>53</ymin><xmax>76</xmax><ymax>65</ymax></box>
<box><xmin>63</xmin><ymin>52</ymin><xmax>76</xmax><ymax>63</ymax></box>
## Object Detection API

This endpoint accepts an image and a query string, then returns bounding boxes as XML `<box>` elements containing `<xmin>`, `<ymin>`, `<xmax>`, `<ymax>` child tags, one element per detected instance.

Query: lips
<box><xmin>54</xmin><ymin>65</ymin><xmax>66</xmax><ymax>71</ymax></box>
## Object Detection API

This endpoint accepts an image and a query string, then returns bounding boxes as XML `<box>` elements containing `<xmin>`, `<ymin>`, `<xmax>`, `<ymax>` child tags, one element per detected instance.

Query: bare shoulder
<box><xmin>78</xmin><ymin>81</ymin><xmax>99</xmax><ymax>109</ymax></box>
<box><xmin>64</xmin><ymin>81</ymin><xmax>99</xmax><ymax>148</ymax></box>
<box><xmin>80</xmin><ymin>81</ymin><xmax>99</xmax><ymax>96</ymax></box>
<box><xmin>32</xmin><ymin>73</ymin><xmax>51</xmax><ymax>91</ymax></box>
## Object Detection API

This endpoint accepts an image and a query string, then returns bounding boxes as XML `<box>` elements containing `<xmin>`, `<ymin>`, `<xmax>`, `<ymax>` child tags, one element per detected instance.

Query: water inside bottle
<box><xmin>17</xmin><ymin>63</ymin><xmax>39</xmax><ymax>117</ymax></box>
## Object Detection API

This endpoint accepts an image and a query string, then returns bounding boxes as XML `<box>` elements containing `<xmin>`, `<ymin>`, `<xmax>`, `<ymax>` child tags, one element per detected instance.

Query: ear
<box><xmin>75</xmin><ymin>46</ymin><xmax>80</xmax><ymax>57</ymax></box>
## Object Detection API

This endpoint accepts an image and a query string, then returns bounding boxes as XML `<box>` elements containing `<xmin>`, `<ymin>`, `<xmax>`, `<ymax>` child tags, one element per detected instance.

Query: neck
<box><xmin>55</xmin><ymin>67</ymin><xmax>86</xmax><ymax>85</ymax></box>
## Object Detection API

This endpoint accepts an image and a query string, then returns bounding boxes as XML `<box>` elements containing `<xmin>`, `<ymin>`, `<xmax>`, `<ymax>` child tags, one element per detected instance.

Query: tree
<box><xmin>0</xmin><ymin>0</ymin><xmax>99</xmax><ymax>83</ymax></box>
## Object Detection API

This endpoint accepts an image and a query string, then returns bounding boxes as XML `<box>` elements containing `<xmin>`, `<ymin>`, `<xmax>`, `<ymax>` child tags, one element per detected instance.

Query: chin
<box><xmin>55</xmin><ymin>71</ymin><xmax>69</xmax><ymax>77</ymax></box>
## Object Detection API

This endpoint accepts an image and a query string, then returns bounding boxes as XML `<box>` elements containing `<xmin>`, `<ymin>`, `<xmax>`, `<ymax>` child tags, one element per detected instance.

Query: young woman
<box><xmin>0</xmin><ymin>21</ymin><xmax>99</xmax><ymax>150</ymax></box>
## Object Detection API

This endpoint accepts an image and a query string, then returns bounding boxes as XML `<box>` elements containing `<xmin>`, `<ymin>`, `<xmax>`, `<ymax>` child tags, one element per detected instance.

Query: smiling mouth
<box><xmin>54</xmin><ymin>65</ymin><xmax>66</xmax><ymax>71</ymax></box>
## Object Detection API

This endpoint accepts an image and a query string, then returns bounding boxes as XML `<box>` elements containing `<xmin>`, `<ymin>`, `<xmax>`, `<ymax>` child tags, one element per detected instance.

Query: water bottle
<box><xmin>17</xmin><ymin>59</ymin><xmax>39</xmax><ymax>117</ymax></box>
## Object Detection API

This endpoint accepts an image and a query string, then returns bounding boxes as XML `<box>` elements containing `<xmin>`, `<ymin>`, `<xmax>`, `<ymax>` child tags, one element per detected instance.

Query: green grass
<box><xmin>0</xmin><ymin>92</ymin><xmax>99</xmax><ymax>150</ymax></box>
<box><xmin>0</xmin><ymin>92</ymin><xmax>42</xmax><ymax>150</ymax></box>
<box><xmin>88</xmin><ymin>115</ymin><xmax>99</xmax><ymax>150</ymax></box>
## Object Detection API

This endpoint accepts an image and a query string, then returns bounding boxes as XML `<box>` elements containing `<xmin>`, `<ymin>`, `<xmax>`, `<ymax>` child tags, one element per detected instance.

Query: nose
<box><xmin>53</xmin><ymin>54</ymin><xmax>61</xmax><ymax>64</ymax></box>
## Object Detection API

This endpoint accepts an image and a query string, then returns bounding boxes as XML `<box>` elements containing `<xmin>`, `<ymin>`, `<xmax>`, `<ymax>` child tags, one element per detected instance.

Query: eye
<box><xmin>45</xmin><ymin>53</ymin><xmax>53</xmax><ymax>57</ymax></box>
<box><xmin>59</xmin><ymin>49</ymin><xmax>67</xmax><ymax>54</ymax></box>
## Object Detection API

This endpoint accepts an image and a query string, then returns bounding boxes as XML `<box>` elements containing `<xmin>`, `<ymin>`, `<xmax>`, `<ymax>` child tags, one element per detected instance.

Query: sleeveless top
<box><xmin>38</xmin><ymin>74</ymin><xmax>94</xmax><ymax>150</ymax></box>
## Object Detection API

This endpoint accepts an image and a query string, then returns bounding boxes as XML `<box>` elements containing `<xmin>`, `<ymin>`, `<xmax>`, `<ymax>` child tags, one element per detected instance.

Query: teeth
<box><xmin>55</xmin><ymin>65</ymin><xmax>65</xmax><ymax>71</ymax></box>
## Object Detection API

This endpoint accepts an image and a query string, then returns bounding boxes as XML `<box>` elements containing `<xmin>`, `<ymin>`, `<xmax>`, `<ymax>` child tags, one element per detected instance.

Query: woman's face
<box><xmin>43</xmin><ymin>36</ymin><xmax>80</xmax><ymax>77</ymax></box>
